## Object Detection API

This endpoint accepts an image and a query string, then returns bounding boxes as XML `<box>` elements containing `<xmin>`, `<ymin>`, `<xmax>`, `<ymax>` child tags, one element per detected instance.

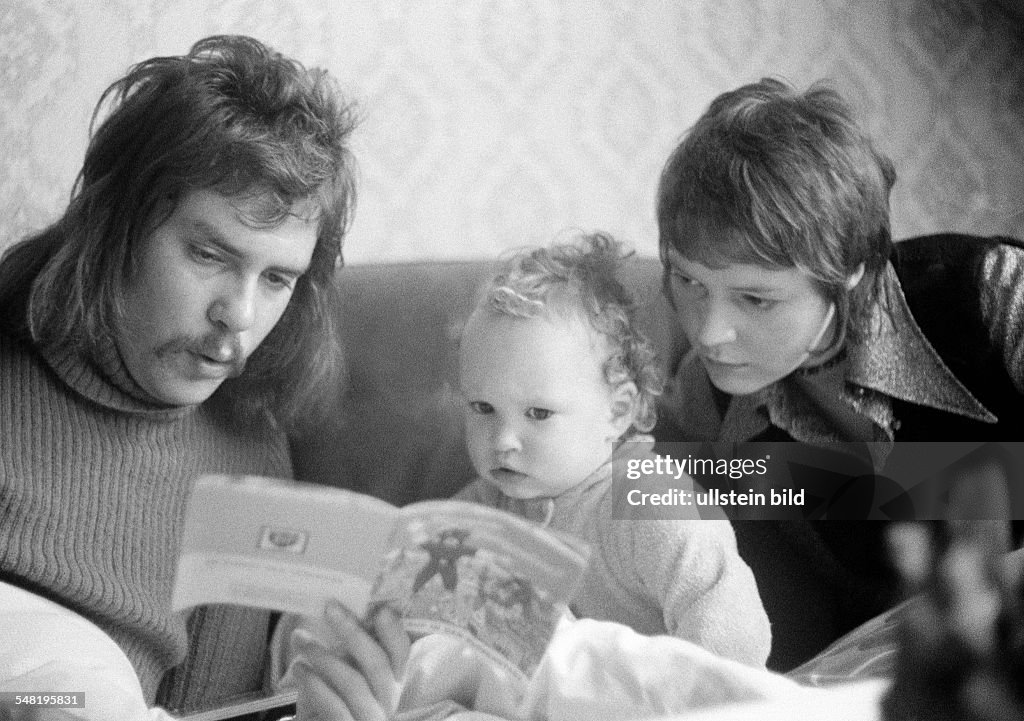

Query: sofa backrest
<box><xmin>290</xmin><ymin>256</ymin><xmax>686</xmax><ymax>505</ymax></box>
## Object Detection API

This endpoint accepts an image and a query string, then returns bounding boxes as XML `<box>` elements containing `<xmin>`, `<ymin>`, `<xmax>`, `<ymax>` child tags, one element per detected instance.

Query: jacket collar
<box><xmin>844</xmin><ymin>264</ymin><xmax>994</xmax><ymax>423</ymax></box>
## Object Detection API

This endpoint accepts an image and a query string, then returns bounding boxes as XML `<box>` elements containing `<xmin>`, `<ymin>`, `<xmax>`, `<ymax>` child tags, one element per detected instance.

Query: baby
<box><xmin>455</xmin><ymin>232</ymin><xmax>771</xmax><ymax>667</ymax></box>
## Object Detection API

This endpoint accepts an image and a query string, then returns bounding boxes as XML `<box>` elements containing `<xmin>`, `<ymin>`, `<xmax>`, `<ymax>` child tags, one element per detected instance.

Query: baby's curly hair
<box><xmin>478</xmin><ymin>232</ymin><xmax>663</xmax><ymax>434</ymax></box>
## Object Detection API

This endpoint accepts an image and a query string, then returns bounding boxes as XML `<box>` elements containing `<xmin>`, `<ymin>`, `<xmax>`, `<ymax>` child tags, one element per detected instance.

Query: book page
<box><xmin>172</xmin><ymin>689</ymin><xmax>297</xmax><ymax>721</ymax></box>
<box><xmin>370</xmin><ymin>500</ymin><xmax>590</xmax><ymax>680</ymax></box>
<box><xmin>172</xmin><ymin>478</ymin><xmax>592</xmax><ymax>684</ymax></box>
<box><xmin>172</xmin><ymin>474</ymin><xmax>399</xmax><ymax>617</ymax></box>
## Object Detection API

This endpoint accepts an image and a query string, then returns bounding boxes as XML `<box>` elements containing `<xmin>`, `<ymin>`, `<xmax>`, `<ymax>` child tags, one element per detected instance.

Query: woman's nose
<box><xmin>695</xmin><ymin>301</ymin><xmax>738</xmax><ymax>348</ymax></box>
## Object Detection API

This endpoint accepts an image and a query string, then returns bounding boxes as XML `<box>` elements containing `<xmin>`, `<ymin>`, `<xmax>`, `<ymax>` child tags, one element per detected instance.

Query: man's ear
<box><xmin>608</xmin><ymin>381</ymin><xmax>639</xmax><ymax>438</ymax></box>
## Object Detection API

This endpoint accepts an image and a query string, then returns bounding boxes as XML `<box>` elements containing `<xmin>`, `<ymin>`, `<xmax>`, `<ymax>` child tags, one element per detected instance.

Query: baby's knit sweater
<box><xmin>0</xmin><ymin>329</ymin><xmax>292</xmax><ymax>712</ymax></box>
<box><xmin>457</xmin><ymin>438</ymin><xmax>772</xmax><ymax>667</ymax></box>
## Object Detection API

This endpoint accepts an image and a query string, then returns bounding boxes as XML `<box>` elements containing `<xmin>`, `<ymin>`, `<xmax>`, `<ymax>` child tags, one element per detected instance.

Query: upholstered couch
<box><xmin>288</xmin><ymin>256</ymin><xmax>886</xmax><ymax>673</ymax></box>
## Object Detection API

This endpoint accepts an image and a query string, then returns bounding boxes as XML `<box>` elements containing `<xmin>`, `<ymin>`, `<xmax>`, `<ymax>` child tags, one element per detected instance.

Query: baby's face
<box><xmin>459</xmin><ymin>310</ymin><xmax>628</xmax><ymax>499</ymax></box>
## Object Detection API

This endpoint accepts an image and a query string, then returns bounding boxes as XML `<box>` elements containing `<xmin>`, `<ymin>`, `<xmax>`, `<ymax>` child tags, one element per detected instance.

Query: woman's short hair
<box><xmin>5</xmin><ymin>35</ymin><xmax>358</xmax><ymax>431</ymax></box>
<box><xmin>657</xmin><ymin>77</ymin><xmax>897</xmax><ymax>346</ymax></box>
<box><xmin>473</xmin><ymin>232</ymin><xmax>663</xmax><ymax>434</ymax></box>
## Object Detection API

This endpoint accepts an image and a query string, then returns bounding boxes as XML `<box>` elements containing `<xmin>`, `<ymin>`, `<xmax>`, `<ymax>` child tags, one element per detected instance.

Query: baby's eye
<box><xmin>468</xmin><ymin>401</ymin><xmax>494</xmax><ymax>415</ymax></box>
<box><xmin>525</xmin><ymin>408</ymin><xmax>553</xmax><ymax>421</ymax></box>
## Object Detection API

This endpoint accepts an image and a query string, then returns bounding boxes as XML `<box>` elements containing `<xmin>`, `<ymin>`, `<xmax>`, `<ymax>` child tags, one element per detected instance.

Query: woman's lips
<box><xmin>489</xmin><ymin>467</ymin><xmax>528</xmax><ymax>484</ymax></box>
<box><xmin>701</xmin><ymin>355</ymin><xmax>748</xmax><ymax>370</ymax></box>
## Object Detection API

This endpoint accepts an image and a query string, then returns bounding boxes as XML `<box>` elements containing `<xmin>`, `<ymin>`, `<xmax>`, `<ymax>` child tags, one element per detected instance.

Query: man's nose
<box><xmin>208</xmin><ymin>278</ymin><xmax>257</xmax><ymax>333</ymax></box>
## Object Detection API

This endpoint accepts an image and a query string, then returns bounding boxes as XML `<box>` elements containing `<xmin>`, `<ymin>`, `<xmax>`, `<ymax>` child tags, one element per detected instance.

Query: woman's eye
<box><xmin>525</xmin><ymin>408</ymin><xmax>553</xmax><ymax>421</ymax></box>
<box><xmin>743</xmin><ymin>295</ymin><xmax>778</xmax><ymax>310</ymax></box>
<box><xmin>671</xmin><ymin>272</ymin><xmax>705</xmax><ymax>295</ymax></box>
<box><xmin>672</xmin><ymin>271</ymin><xmax>697</xmax><ymax>287</ymax></box>
<box><xmin>469</xmin><ymin>401</ymin><xmax>493</xmax><ymax>415</ymax></box>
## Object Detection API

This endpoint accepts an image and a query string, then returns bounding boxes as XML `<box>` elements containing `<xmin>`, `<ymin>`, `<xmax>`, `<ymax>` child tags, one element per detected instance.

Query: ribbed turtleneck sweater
<box><xmin>0</xmin><ymin>327</ymin><xmax>293</xmax><ymax>713</ymax></box>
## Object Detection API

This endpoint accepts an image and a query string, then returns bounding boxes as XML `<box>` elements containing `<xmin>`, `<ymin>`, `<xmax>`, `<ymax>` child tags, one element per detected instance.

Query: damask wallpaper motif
<box><xmin>1</xmin><ymin>0</ymin><xmax>1021</xmax><ymax>263</ymax></box>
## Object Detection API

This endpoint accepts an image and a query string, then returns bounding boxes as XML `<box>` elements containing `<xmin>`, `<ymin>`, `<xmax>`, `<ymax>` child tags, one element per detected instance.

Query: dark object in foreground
<box><xmin>882</xmin><ymin>521</ymin><xmax>1024</xmax><ymax>721</ymax></box>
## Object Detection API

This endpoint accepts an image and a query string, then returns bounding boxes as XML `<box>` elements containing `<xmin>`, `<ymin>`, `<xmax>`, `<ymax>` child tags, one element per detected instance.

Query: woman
<box><xmin>653</xmin><ymin>77</ymin><xmax>1024</xmax><ymax>670</ymax></box>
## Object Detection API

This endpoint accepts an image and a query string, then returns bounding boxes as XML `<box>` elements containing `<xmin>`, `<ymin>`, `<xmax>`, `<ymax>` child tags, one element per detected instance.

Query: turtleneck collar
<box><xmin>39</xmin><ymin>334</ymin><xmax>198</xmax><ymax>421</ymax></box>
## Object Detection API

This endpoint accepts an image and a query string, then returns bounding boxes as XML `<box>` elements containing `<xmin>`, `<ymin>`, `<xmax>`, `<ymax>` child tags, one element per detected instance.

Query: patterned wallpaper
<box><xmin>1</xmin><ymin>0</ymin><xmax>1021</xmax><ymax>264</ymax></box>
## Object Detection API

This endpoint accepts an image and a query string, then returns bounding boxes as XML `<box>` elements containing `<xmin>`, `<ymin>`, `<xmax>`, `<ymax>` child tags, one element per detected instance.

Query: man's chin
<box><xmin>143</xmin><ymin>378</ymin><xmax>225</xmax><ymax>407</ymax></box>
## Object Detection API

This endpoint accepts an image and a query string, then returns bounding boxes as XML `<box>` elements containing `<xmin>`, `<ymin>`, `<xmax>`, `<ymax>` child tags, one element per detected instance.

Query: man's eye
<box><xmin>469</xmin><ymin>401</ymin><xmax>493</xmax><ymax>415</ymax></box>
<box><xmin>525</xmin><ymin>408</ymin><xmax>553</xmax><ymax>421</ymax></box>
<box><xmin>188</xmin><ymin>244</ymin><xmax>221</xmax><ymax>264</ymax></box>
<box><xmin>265</xmin><ymin>272</ymin><xmax>296</xmax><ymax>291</ymax></box>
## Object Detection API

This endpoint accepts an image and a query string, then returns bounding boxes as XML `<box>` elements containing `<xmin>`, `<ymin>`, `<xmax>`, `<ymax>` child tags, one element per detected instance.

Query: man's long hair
<box><xmin>0</xmin><ymin>35</ymin><xmax>358</xmax><ymax>433</ymax></box>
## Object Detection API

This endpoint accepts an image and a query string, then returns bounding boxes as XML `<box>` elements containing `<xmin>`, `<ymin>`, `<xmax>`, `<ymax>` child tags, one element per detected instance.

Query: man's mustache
<box><xmin>160</xmin><ymin>335</ymin><xmax>247</xmax><ymax>378</ymax></box>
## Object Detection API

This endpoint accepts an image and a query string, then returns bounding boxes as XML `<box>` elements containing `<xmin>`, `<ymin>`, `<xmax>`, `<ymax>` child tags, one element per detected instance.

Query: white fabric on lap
<box><xmin>0</xmin><ymin>580</ymin><xmax>174</xmax><ymax>721</ymax></box>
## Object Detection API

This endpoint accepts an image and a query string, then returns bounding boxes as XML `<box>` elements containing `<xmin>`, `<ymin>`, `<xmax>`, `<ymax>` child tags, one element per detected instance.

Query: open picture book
<box><xmin>172</xmin><ymin>474</ymin><xmax>591</xmax><ymax>686</ymax></box>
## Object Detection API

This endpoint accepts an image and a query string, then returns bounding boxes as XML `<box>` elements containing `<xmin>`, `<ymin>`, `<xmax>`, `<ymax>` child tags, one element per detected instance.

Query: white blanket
<box><xmin>1</xmin><ymin>579</ymin><xmax>888</xmax><ymax>721</ymax></box>
<box><xmin>0</xmin><ymin>580</ymin><xmax>174</xmax><ymax>721</ymax></box>
<box><xmin>319</xmin><ymin>616</ymin><xmax>887</xmax><ymax>721</ymax></box>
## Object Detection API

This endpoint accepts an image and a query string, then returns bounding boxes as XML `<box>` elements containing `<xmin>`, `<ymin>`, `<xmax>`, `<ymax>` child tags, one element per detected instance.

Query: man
<box><xmin>0</xmin><ymin>35</ymin><xmax>357</xmax><ymax>713</ymax></box>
